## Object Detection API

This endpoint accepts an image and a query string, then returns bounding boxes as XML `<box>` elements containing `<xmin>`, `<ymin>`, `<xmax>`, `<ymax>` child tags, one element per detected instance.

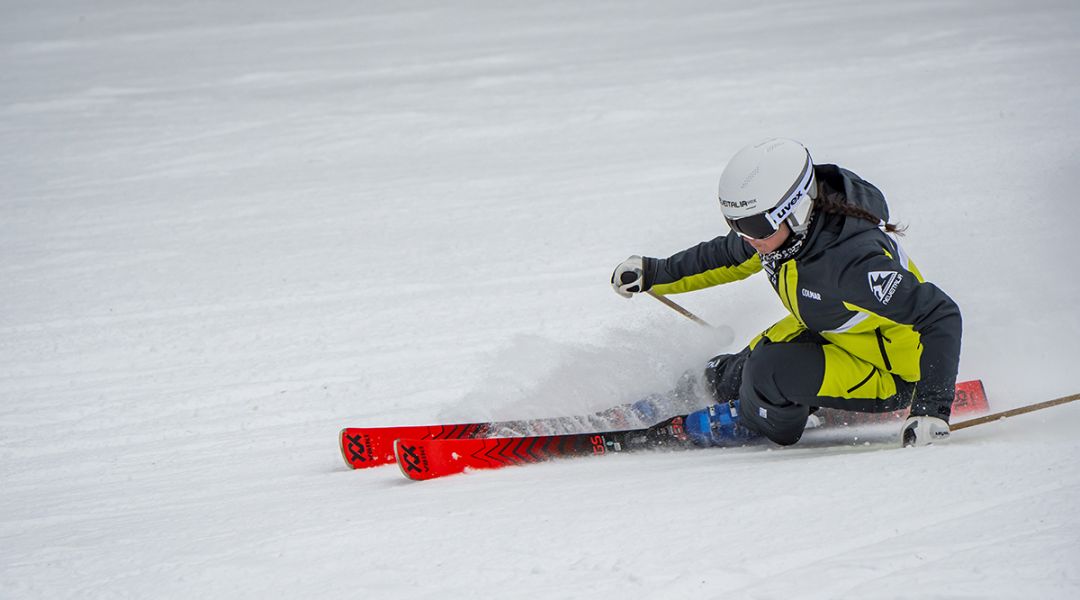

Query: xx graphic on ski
<box><xmin>394</xmin><ymin>416</ymin><xmax>693</xmax><ymax>481</ymax></box>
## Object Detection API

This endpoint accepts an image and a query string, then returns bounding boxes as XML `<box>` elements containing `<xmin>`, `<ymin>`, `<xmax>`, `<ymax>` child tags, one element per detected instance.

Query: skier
<box><xmin>611</xmin><ymin>138</ymin><xmax>962</xmax><ymax>448</ymax></box>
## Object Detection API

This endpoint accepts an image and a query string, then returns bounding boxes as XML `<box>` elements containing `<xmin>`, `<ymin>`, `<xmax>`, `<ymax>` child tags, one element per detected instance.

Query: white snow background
<box><xmin>3</xmin><ymin>0</ymin><xmax>1079</xmax><ymax>598</ymax></box>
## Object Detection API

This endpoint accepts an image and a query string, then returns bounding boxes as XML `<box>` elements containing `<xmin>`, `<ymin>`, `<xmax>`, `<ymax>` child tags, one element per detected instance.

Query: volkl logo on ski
<box><xmin>345</xmin><ymin>434</ymin><xmax>368</xmax><ymax>463</ymax></box>
<box><xmin>399</xmin><ymin>444</ymin><xmax>428</xmax><ymax>474</ymax></box>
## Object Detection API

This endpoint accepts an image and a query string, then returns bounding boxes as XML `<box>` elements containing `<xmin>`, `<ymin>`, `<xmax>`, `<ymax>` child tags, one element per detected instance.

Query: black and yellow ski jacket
<box><xmin>641</xmin><ymin>165</ymin><xmax>962</xmax><ymax>420</ymax></box>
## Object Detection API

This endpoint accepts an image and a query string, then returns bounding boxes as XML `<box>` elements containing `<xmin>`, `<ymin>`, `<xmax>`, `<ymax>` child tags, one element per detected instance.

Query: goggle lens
<box><xmin>725</xmin><ymin>214</ymin><xmax>777</xmax><ymax>240</ymax></box>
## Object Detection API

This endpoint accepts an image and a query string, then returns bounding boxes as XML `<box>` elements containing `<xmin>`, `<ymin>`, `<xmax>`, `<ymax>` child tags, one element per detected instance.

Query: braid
<box><xmin>814</xmin><ymin>182</ymin><xmax>907</xmax><ymax>235</ymax></box>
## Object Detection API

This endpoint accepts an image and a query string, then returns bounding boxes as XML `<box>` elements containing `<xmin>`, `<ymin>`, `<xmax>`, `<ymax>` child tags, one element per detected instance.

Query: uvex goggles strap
<box><xmin>725</xmin><ymin>156</ymin><xmax>814</xmax><ymax>240</ymax></box>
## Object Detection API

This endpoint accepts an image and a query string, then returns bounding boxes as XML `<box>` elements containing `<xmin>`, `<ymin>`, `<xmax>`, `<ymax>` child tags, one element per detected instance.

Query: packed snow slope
<box><xmin>3</xmin><ymin>0</ymin><xmax>1079</xmax><ymax>598</ymax></box>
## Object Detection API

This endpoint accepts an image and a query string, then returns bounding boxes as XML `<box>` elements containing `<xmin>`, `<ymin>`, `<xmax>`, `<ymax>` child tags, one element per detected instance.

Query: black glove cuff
<box><xmin>909</xmin><ymin>383</ymin><xmax>955</xmax><ymax>421</ymax></box>
<box><xmin>641</xmin><ymin>256</ymin><xmax>659</xmax><ymax>292</ymax></box>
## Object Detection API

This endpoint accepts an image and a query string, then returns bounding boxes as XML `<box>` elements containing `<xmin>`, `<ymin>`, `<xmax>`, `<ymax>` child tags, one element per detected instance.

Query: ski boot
<box><xmin>684</xmin><ymin>400</ymin><xmax>759</xmax><ymax>447</ymax></box>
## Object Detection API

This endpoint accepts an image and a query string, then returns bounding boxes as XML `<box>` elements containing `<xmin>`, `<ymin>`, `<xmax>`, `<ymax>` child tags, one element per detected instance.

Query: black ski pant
<box><xmin>704</xmin><ymin>332</ymin><xmax>915</xmax><ymax>446</ymax></box>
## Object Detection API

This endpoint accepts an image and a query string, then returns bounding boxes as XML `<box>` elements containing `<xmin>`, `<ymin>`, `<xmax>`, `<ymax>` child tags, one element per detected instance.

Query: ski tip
<box><xmin>954</xmin><ymin>379</ymin><xmax>990</xmax><ymax>416</ymax></box>
<box><xmin>338</xmin><ymin>428</ymin><xmax>357</xmax><ymax>470</ymax></box>
<box><xmin>339</xmin><ymin>428</ymin><xmax>398</xmax><ymax>470</ymax></box>
<box><xmin>395</xmin><ymin>437</ymin><xmax>470</xmax><ymax>481</ymax></box>
<box><xmin>394</xmin><ymin>439</ymin><xmax>425</xmax><ymax>481</ymax></box>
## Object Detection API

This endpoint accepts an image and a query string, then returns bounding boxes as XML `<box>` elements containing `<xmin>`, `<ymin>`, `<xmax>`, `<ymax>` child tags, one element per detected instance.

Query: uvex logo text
<box><xmin>768</xmin><ymin>189</ymin><xmax>804</xmax><ymax>226</ymax></box>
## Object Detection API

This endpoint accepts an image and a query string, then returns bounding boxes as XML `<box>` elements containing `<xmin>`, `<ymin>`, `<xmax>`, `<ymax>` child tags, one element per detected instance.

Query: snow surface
<box><xmin>3</xmin><ymin>0</ymin><xmax>1080</xmax><ymax>598</ymax></box>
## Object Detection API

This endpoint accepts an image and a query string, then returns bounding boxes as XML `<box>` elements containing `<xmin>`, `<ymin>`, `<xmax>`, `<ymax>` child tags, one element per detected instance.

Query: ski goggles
<box><xmin>725</xmin><ymin>211</ymin><xmax>785</xmax><ymax>240</ymax></box>
<box><xmin>723</xmin><ymin>158</ymin><xmax>815</xmax><ymax>240</ymax></box>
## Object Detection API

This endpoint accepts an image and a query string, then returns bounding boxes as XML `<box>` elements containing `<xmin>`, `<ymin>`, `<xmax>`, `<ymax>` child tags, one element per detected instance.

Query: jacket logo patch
<box><xmin>868</xmin><ymin>270</ymin><xmax>903</xmax><ymax>304</ymax></box>
<box><xmin>801</xmin><ymin>288</ymin><xmax>821</xmax><ymax>301</ymax></box>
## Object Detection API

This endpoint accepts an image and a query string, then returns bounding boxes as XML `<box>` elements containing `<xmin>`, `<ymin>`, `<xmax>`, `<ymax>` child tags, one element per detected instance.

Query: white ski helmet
<box><xmin>717</xmin><ymin>138</ymin><xmax>816</xmax><ymax>239</ymax></box>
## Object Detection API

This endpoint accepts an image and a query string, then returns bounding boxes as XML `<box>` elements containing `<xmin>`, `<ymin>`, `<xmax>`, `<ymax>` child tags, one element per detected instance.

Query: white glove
<box><xmin>611</xmin><ymin>255</ymin><xmax>645</xmax><ymax>298</ymax></box>
<box><xmin>902</xmin><ymin>416</ymin><xmax>950</xmax><ymax>447</ymax></box>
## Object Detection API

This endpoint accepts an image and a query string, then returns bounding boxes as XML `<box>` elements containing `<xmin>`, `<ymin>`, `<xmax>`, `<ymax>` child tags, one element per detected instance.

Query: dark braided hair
<box><xmin>813</xmin><ymin>181</ymin><xmax>907</xmax><ymax>235</ymax></box>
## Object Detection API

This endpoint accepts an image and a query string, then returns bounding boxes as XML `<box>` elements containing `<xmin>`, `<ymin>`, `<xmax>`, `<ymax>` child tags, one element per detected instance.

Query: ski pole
<box><xmin>952</xmin><ymin>392</ymin><xmax>1080</xmax><ymax>431</ymax></box>
<box><xmin>647</xmin><ymin>291</ymin><xmax>712</xmax><ymax>328</ymax></box>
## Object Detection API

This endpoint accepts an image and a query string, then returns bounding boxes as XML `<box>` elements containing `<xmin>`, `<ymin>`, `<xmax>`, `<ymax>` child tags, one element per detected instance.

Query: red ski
<box><xmin>392</xmin><ymin>381</ymin><xmax>993</xmax><ymax>481</ymax></box>
<box><xmin>340</xmin><ymin>406</ymin><xmax>644</xmax><ymax>469</ymax></box>
<box><xmin>394</xmin><ymin>416</ymin><xmax>692</xmax><ymax>481</ymax></box>
<box><xmin>952</xmin><ymin>379</ymin><xmax>990</xmax><ymax>414</ymax></box>
<box><xmin>344</xmin><ymin>380</ymin><xmax>989</xmax><ymax>471</ymax></box>
<box><xmin>339</xmin><ymin>423</ymin><xmax>493</xmax><ymax>469</ymax></box>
